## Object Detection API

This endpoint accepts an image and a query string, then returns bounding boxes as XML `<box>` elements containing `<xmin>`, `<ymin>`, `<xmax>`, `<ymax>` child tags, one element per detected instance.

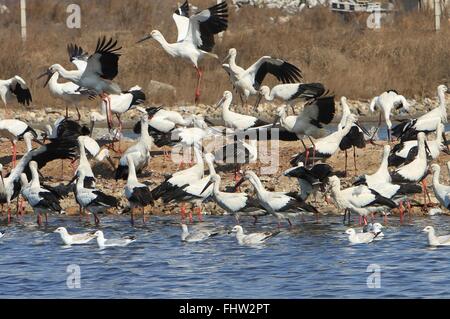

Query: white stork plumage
<box><xmin>75</xmin><ymin>170</ymin><xmax>118</xmax><ymax>226</ymax></box>
<box><xmin>354</xmin><ymin>145</ymin><xmax>391</xmax><ymax>187</ymax></box>
<box><xmin>236</xmin><ymin>170</ymin><xmax>319</xmax><ymax>226</ymax></box>
<box><xmin>389</xmin><ymin>122</ymin><xmax>446</xmax><ymax>167</ymax></box>
<box><xmin>200</xmin><ymin>173</ymin><xmax>267</xmax><ymax>224</ymax></box>
<box><xmin>0</xmin><ymin>76</ymin><xmax>32</xmax><ymax>112</ymax></box>
<box><xmin>41</xmin><ymin>37</ymin><xmax>122</xmax><ymax>122</ymax></box>
<box><xmin>327</xmin><ymin>175</ymin><xmax>397</xmax><ymax>225</ymax></box>
<box><xmin>20</xmin><ymin>161</ymin><xmax>63</xmax><ymax>226</ymax></box>
<box><xmin>0</xmin><ymin>119</ymin><xmax>38</xmax><ymax>166</ymax></box>
<box><xmin>392</xmin><ymin>85</ymin><xmax>448</xmax><ymax>141</ymax></box>
<box><xmin>222</xmin><ymin>48</ymin><xmax>302</xmax><ymax>107</ymax></box>
<box><xmin>369</xmin><ymin>89</ymin><xmax>411</xmax><ymax>142</ymax></box>
<box><xmin>290</xmin><ymin>113</ymin><xmax>356</xmax><ymax>166</ymax></box>
<box><xmin>256</xmin><ymin>82</ymin><xmax>326</xmax><ymax>113</ymax></box>
<box><xmin>137</xmin><ymin>0</ymin><xmax>228</xmax><ymax>103</ymax></box>
<box><xmin>430</xmin><ymin>164</ymin><xmax>450</xmax><ymax>211</ymax></box>
<box><xmin>115</xmin><ymin>115</ymin><xmax>153</xmax><ymax>180</ymax></box>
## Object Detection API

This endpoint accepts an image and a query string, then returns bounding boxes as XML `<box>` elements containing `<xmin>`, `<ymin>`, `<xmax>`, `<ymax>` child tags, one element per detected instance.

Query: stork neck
<box><xmin>48</xmin><ymin>72</ymin><xmax>59</xmax><ymax>91</ymax></box>
<box><xmin>438</xmin><ymin>89</ymin><xmax>446</xmax><ymax>109</ymax></box>
<box><xmin>54</xmin><ymin>65</ymin><xmax>81</xmax><ymax>82</ymax></box>
<box><xmin>228</xmin><ymin>54</ymin><xmax>240</xmax><ymax>74</ymax></box>
<box><xmin>206</xmin><ymin>158</ymin><xmax>216</xmax><ymax>176</ymax></box>
<box><xmin>30</xmin><ymin>166</ymin><xmax>40</xmax><ymax>188</ymax></box>
<box><xmin>376</xmin><ymin>150</ymin><xmax>389</xmax><ymax>176</ymax></box>
<box><xmin>154</xmin><ymin>34</ymin><xmax>177</xmax><ymax>57</ymax></box>
<box><xmin>78</xmin><ymin>140</ymin><xmax>89</xmax><ymax>166</ymax></box>
<box><xmin>432</xmin><ymin>169</ymin><xmax>441</xmax><ymax>187</ymax></box>
<box><xmin>418</xmin><ymin>140</ymin><xmax>427</xmax><ymax>159</ymax></box>
<box><xmin>193</xmin><ymin>146</ymin><xmax>204</xmax><ymax>167</ymax></box>
<box><xmin>24</xmin><ymin>136</ymin><xmax>33</xmax><ymax>152</ymax></box>
<box><xmin>248</xmin><ymin>175</ymin><xmax>265</xmax><ymax>196</ymax></box>
<box><xmin>127</xmin><ymin>158</ymin><xmax>138</xmax><ymax>183</ymax></box>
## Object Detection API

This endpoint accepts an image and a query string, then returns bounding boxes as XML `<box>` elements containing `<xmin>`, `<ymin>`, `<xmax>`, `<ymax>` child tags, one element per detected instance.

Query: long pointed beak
<box><xmin>425</xmin><ymin>141</ymin><xmax>432</xmax><ymax>155</ymax></box>
<box><xmin>33</xmin><ymin>138</ymin><xmax>44</xmax><ymax>146</ymax></box>
<box><xmin>222</xmin><ymin>53</ymin><xmax>231</xmax><ymax>64</ymax></box>
<box><xmin>254</xmin><ymin>94</ymin><xmax>263</xmax><ymax>109</ymax></box>
<box><xmin>89</xmin><ymin>121</ymin><xmax>95</xmax><ymax>137</ymax></box>
<box><xmin>37</xmin><ymin>70</ymin><xmax>52</xmax><ymax>88</ymax></box>
<box><xmin>137</xmin><ymin>35</ymin><xmax>152</xmax><ymax>44</ymax></box>
<box><xmin>356</xmin><ymin>122</ymin><xmax>370</xmax><ymax>136</ymax></box>
<box><xmin>215</xmin><ymin>96</ymin><xmax>225</xmax><ymax>109</ymax></box>
<box><xmin>234</xmin><ymin>177</ymin><xmax>246</xmax><ymax>191</ymax></box>
<box><xmin>200</xmin><ymin>179</ymin><xmax>214</xmax><ymax>195</ymax></box>
<box><xmin>106</xmin><ymin>155</ymin><xmax>115</xmax><ymax>169</ymax></box>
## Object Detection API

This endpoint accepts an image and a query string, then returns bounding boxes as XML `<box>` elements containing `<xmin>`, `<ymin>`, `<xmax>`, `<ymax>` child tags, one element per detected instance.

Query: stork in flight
<box><xmin>137</xmin><ymin>0</ymin><xmax>229</xmax><ymax>103</ymax></box>
<box><xmin>222</xmin><ymin>48</ymin><xmax>302</xmax><ymax>109</ymax></box>
<box><xmin>39</xmin><ymin>37</ymin><xmax>122</xmax><ymax>126</ymax></box>
<box><xmin>0</xmin><ymin>76</ymin><xmax>32</xmax><ymax>114</ymax></box>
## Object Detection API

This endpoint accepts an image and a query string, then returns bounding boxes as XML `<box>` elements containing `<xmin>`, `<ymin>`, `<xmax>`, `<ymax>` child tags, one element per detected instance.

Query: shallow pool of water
<box><xmin>1</xmin><ymin>213</ymin><xmax>449</xmax><ymax>299</ymax></box>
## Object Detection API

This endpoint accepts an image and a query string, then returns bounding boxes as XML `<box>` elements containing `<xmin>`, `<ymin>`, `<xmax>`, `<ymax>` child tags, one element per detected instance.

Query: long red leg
<box><xmin>196</xmin><ymin>206</ymin><xmax>203</xmax><ymax>222</ymax></box>
<box><xmin>194</xmin><ymin>67</ymin><xmax>203</xmax><ymax>104</ymax></box>
<box><xmin>12</xmin><ymin>142</ymin><xmax>17</xmax><ymax>168</ymax></box>
<box><xmin>399</xmin><ymin>201</ymin><xmax>404</xmax><ymax>224</ymax></box>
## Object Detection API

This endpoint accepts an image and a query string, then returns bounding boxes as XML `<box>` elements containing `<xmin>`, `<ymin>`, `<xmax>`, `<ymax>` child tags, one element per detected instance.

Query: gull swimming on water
<box><xmin>180</xmin><ymin>224</ymin><xmax>219</xmax><ymax>243</ymax></box>
<box><xmin>53</xmin><ymin>227</ymin><xmax>96</xmax><ymax>246</ymax></box>
<box><xmin>422</xmin><ymin>226</ymin><xmax>450</xmax><ymax>247</ymax></box>
<box><xmin>93</xmin><ymin>230</ymin><xmax>136</xmax><ymax>248</ymax></box>
<box><xmin>0</xmin><ymin>231</ymin><xmax>4</xmax><ymax>239</ymax></box>
<box><xmin>231</xmin><ymin>225</ymin><xmax>279</xmax><ymax>245</ymax></box>
<box><xmin>345</xmin><ymin>228</ymin><xmax>376</xmax><ymax>244</ymax></box>
<box><xmin>363</xmin><ymin>222</ymin><xmax>384</xmax><ymax>240</ymax></box>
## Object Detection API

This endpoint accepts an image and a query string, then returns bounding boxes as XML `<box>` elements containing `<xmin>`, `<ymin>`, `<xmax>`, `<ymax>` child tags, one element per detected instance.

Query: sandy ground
<box><xmin>1</xmin><ymin>127</ymin><xmax>449</xmax><ymax>225</ymax></box>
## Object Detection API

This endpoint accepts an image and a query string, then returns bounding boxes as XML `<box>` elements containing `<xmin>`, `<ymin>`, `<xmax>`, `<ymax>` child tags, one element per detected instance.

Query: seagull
<box><xmin>76</xmin><ymin>171</ymin><xmax>118</xmax><ymax>225</ymax></box>
<box><xmin>236</xmin><ymin>170</ymin><xmax>319</xmax><ymax>226</ymax></box>
<box><xmin>389</xmin><ymin>122</ymin><xmax>446</xmax><ymax>167</ymax></box>
<box><xmin>20</xmin><ymin>162</ymin><xmax>63</xmax><ymax>226</ymax></box>
<box><xmin>363</xmin><ymin>222</ymin><xmax>384</xmax><ymax>240</ymax></box>
<box><xmin>231</xmin><ymin>225</ymin><xmax>279</xmax><ymax>245</ymax></box>
<box><xmin>327</xmin><ymin>175</ymin><xmax>397</xmax><ymax>225</ymax></box>
<box><xmin>93</xmin><ymin>230</ymin><xmax>136</xmax><ymax>248</ymax></box>
<box><xmin>215</xmin><ymin>91</ymin><xmax>270</xmax><ymax>131</ymax></box>
<box><xmin>422</xmin><ymin>226</ymin><xmax>450</xmax><ymax>247</ymax></box>
<box><xmin>222</xmin><ymin>48</ymin><xmax>302</xmax><ymax>107</ymax></box>
<box><xmin>53</xmin><ymin>227</ymin><xmax>96</xmax><ymax>245</ymax></box>
<box><xmin>369</xmin><ymin>89</ymin><xmax>411</xmax><ymax>142</ymax></box>
<box><xmin>345</xmin><ymin>228</ymin><xmax>376</xmax><ymax>244</ymax></box>
<box><xmin>0</xmin><ymin>75</ymin><xmax>32</xmax><ymax>112</ymax></box>
<box><xmin>181</xmin><ymin>223</ymin><xmax>219</xmax><ymax>243</ymax></box>
<box><xmin>0</xmin><ymin>119</ymin><xmax>38</xmax><ymax>167</ymax></box>
<box><xmin>392</xmin><ymin>85</ymin><xmax>448</xmax><ymax>142</ymax></box>
<box><xmin>256</xmin><ymin>82</ymin><xmax>326</xmax><ymax>113</ymax></box>
<box><xmin>283</xmin><ymin>163</ymin><xmax>333</xmax><ymax>201</ymax></box>
<box><xmin>200</xmin><ymin>173</ymin><xmax>267</xmax><ymax>224</ymax></box>
<box><xmin>115</xmin><ymin>115</ymin><xmax>153</xmax><ymax>180</ymax></box>
<box><xmin>290</xmin><ymin>113</ymin><xmax>357</xmax><ymax>166</ymax></box>
<box><xmin>0</xmin><ymin>231</ymin><xmax>4</xmax><ymax>239</ymax></box>
<box><xmin>430</xmin><ymin>164</ymin><xmax>450</xmax><ymax>211</ymax></box>
<box><xmin>124</xmin><ymin>154</ymin><xmax>154</xmax><ymax>225</ymax></box>
<box><xmin>40</xmin><ymin>37</ymin><xmax>122</xmax><ymax>122</ymax></box>
<box><xmin>137</xmin><ymin>0</ymin><xmax>228</xmax><ymax>103</ymax></box>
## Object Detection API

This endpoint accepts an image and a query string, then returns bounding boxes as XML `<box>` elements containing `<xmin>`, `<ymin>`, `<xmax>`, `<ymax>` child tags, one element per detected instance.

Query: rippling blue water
<box><xmin>1</xmin><ymin>214</ymin><xmax>449</xmax><ymax>298</ymax></box>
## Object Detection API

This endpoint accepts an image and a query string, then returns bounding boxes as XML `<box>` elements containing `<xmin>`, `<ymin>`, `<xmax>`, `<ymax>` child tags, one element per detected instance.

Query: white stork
<box><xmin>354</xmin><ymin>145</ymin><xmax>391</xmax><ymax>187</ymax></box>
<box><xmin>392</xmin><ymin>85</ymin><xmax>448</xmax><ymax>141</ymax></box>
<box><xmin>201</xmin><ymin>173</ymin><xmax>268</xmax><ymax>224</ymax></box>
<box><xmin>216</xmin><ymin>91</ymin><xmax>270</xmax><ymax>131</ymax></box>
<box><xmin>327</xmin><ymin>175</ymin><xmax>397</xmax><ymax>225</ymax></box>
<box><xmin>256</xmin><ymin>82</ymin><xmax>326</xmax><ymax>114</ymax></box>
<box><xmin>430</xmin><ymin>164</ymin><xmax>450</xmax><ymax>211</ymax></box>
<box><xmin>0</xmin><ymin>76</ymin><xmax>32</xmax><ymax>113</ymax></box>
<box><xmin>137</xmin><ymin>0</ymin><xmax>228</xmax><ymax>103</ymax></box>
<box><xmin>290</xmin><ymin>113</ymin><xmax>356</xmax><ymax>166</ymax></box>
<box><xmin>369</xmin><ymin>89</ymin><xmax>411</xmax><ymax>142</ymax></box>
<box><xmin>89</xmin><ymin>85</ymin><xmax>146</xmax><ymax>133</ymax></box>
<box><xmin>124</xmin><ymin>154</ymin><xmax>154</xmax><ymax>225</ymax></box>
<box><xmin>75</xmin><ymin>170</ymin><xmax>118</xmax><ymax>226</ymax></box>
<box><xmin>0</xmin><ymin>119</ymin><xmax>38</xmax><ymax>167</ymax></box>
<box><xmin>236</xmin><ymin>170</ymin><xmax>319</xmax><ymax>226</ymax></box>
<box><xmin>161</xmin><ymin>153</ymin><xmax>217</xmax><ymax>223</ymax></box>
<box><xmin>231</xmin><ymin>225</ymin><xmax>279</xmax><ymax>245</ymax></box>
<box><xmin>115</xmin><ymin>115</ymin><xmax>153</xmax><ymax>180</ymax></box>
<box><xmin>389</xmin><ymin>122</ymin><xmax>446</xmax><ymax>167</ymax></box>
<box><xmin>40</xmin><ymin>37</ymin><xmax>122</xmax><ymax>123</ymax></box>
<box><xmin>222</xmin><ymin>48</ymin><xmax>302</xmax><ymax>107</ymax></box>
<box><xmin>20</xmin><ymin>162</ymin><xmax>63</xmax><ymax>226</ymax></box>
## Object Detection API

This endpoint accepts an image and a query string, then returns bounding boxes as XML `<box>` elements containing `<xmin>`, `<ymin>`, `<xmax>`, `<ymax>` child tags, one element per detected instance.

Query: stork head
<box><xmin>200</xmin><ymin>173</ymin><xmax>220</xmax><ymax>195</ymax></box>
<box><xmin>215</xmin><ymin>91</ymin><xmax>232</xmax><ymax>108</ymax></box>
<box><xmin>222</xmin><ymin>48</ymin><xmax>237</xmax><ymax>63</ymax></box>
<box><xmin>137</xmin><ymin>30</ymin><xmax>161</xmax><ymax>44</ymax></box>
<box><xmin>204</xmin><ymin>152</ymin><xmax>216</xmax><ymax>164</ymax></box>
<box><xmin>438</xmin><ymin>84</ymin><xmax>448</xmax><ymax>95</ymax></box>
<box><xmin>37</xmin><ymin>65</ymin><xmax>58</xmax><ymax>87</ymax></box>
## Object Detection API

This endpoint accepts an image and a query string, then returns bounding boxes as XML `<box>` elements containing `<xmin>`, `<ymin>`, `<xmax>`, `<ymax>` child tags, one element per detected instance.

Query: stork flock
<box><xmin>0</xmin><ymin>0</ymin><xmax>449</xmax><ymax>247</ymax></box>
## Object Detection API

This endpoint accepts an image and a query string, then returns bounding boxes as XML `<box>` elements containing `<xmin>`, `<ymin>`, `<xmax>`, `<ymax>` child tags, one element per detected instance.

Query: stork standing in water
<box><xmin>115</xmin><ymin>115</ymin><xmax>153</xmax><ymax>180</ymax></box>
<box><xmin>392</xmin><ymin>85</ymin><xmax>448</xmax><ymax>142</ymax></box>
<box><xmin>202</xmin><ymin>173</ymin><xmax>268</xmax><ymax>224</ymax></box>
<box><xmin>20</xmin><ymin>162</ymin><xmax>63</xmax><ymax>226</ymax></box>
<box><xmin>124</xmin><ymin>154</ymin><xmax>154</xmax><ymax>225</ymax></box>
<box><xmin>222</xmin><ymin>48</ymin><xmax>302</xmax><ymax>109</ymax></box>
<box><xmin>0</xmin><ymin>119</ymin><xmax>38</xmax><ymax>167</ymax></box>
<box><xmin>235</xmin><ymin>171</ymin><xmax>319</xmax><ymax>226</ymax></box>
<box><xmin>256</xmin><ymin>82</ymin><xmax>326</xmax><ymax>114</ymax></box>
<box><xmin>0</xmin><ymin>76</ymin><xmax>32</xmax><ymax>113</ymax></box>
<box><xmin>39</xmin><ymin>37</ymin><xmax>122</xmax><ymax>126</ymax></box>
<box><xmin>369</xmin><ymin>90</ymin><xmax>411</xmax><ymax>142</ymax></box>
<box><xmin>137</xmin><ymin>0</ymin><xmax>228</xmax><ymax>103</ymax></box>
